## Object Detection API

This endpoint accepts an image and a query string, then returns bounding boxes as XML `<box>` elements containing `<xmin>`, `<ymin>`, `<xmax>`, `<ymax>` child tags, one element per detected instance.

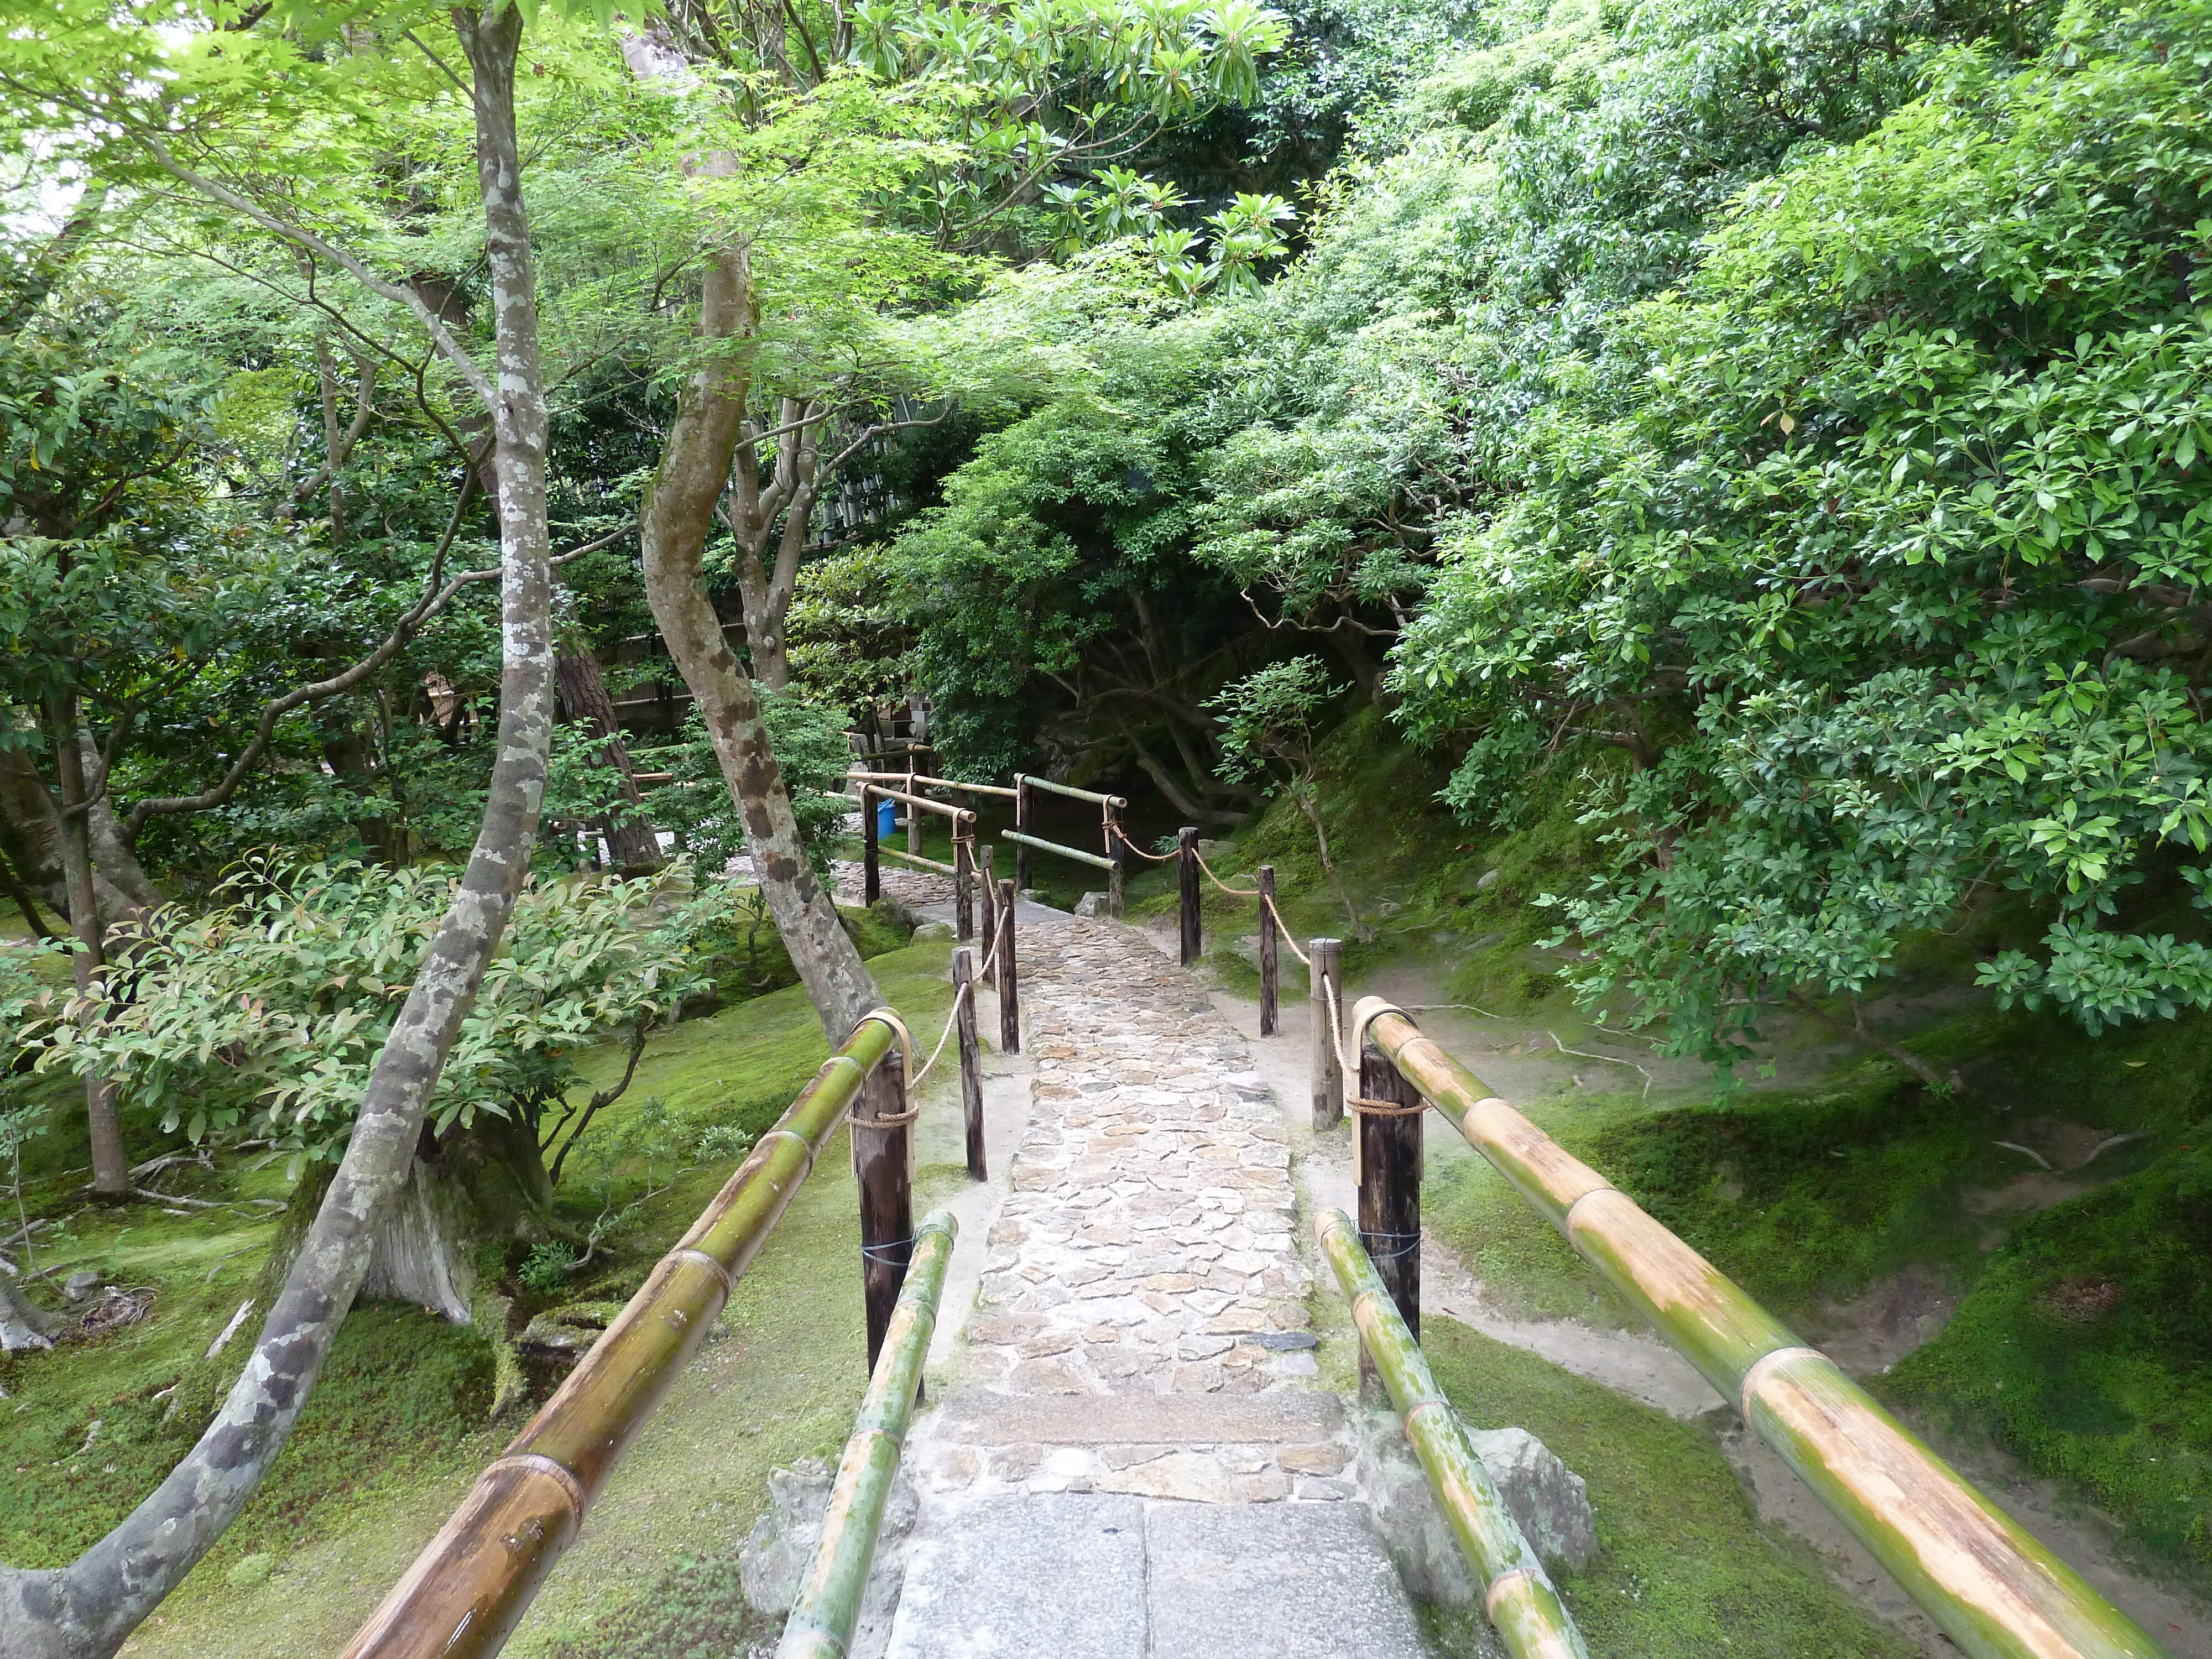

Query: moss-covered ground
<box><xmin>1419</xmin><ymin>1322</ymin><xmax>1919</xmax><ymax>1658</ymax></box>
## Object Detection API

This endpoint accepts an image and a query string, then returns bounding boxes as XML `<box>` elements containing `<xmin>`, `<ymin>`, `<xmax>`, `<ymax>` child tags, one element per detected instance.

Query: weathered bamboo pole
<box><xmin>978</xmin><ymin>846</ymin><xmax>999</xmax><ymax>989</ymax></box>
<box><xmin>1357</xmin><ymin>1036</ymin><xmax>1424</xmax><ymax>1399</ymax></box>
<box><xmin>853</xmin><ymin>1031</ymin><xmax>915</xmax><ymax>1371</ymax></box>
<box><xmin>1354</xmin><ymin>997</ymin><xmax>2173</xmax><ymax>1659</ymax></box>
<box><xmin>341</xmin><ymin>1018</ymin><xmax>899</xmax><ymax>1659</ymax></box>
<box><xmin>905</xmin><ymin>761</ymin><xmax>921</xmax><ymax>857</ymax></box>
<box><xmin>1258</xmin><ymin>865</ymin><xmax>1278</xmax><ymax>1036</ymax></box>
<box><xmin>1316</xmin><ymin>1211</ymin><xmax>1590</xmax><ymax>1659</ymax></box>
<box><xmin>953</xmin><ymin>833</ymin><xmax>974</xmax><ymax>942</ymax></box>
<box><xmin>1104</xmin><ymin>802</ymin><xmax>1126</xmax><ymax>919</ymax></box>
<box><xmin>952</xmin><ymin>946</ymin><xmax>985</xmax><ymax>1180</ymax></box>
<box><xmin>997</xmin><ymin>877</ymin><xmax>1020</xmax><ymax>1054</ymax></box>
<box><xmin>1014</xmin><ymin>774</ymin><xmax>1032</xmax><ymax>894</ymax></box>
<box><xmin>776</xmin><ymin>1210</ymin><xmax>959</xmax><ymax>1659</ymax></box>
<box><xmin>1310</xmin><ymin>937</ymin><xmax>1343</xmax><ymax>1130</ymax></box>
<box><xmin>1178</xmin><ymin>826</ymin><xmax>1201</xmax><ymax>965</ymax></box>
<box><xmin>862</xmin><ymin>781</ymin><xmax>880</xmax><ymax>905</ymax></box>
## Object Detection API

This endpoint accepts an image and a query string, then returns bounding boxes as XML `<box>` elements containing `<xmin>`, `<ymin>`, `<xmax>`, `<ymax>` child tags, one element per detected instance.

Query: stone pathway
<box><xmin>882</xmin><ymin>919</ymin><xmax>1433</xmax><ymax>1658</ymax></box>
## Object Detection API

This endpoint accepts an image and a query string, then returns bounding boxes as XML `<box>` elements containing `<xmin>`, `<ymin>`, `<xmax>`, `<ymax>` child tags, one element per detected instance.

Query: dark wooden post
<box><xmin>1357</xmin><ymin>1039</ymin><xmax>1423</xmax><ymax>1398</ymax></box>
<box><xmin>1178</xmin><ymin>826</ymin><xmax>1201</xmax><ymax>966</ymax></box>
<box><xmin>953</xmin><ymin>946</ymin><xmax>985</xmax><ymax>1181</ymax></box>
<box><xmin>997</xmin><ymin>877</ymin><xmax>1020</xmax><ymax>1054</ymax></box>
<box><xmin>1104</xmin><ymin>802</ymin><xmax>1126</xmax><ymax>920</ymax></box>
<box><xmin>854</xmin><ymin>1042</ymin><xmax>915</xmax><ymax>1370</ymax></box>
<box><xmin>978</xmin><ymin>845</ymin><xmax>999</xmax><ymax>988</ymax></box>
<box><xmin>1310</xmin><ymin>937</ymin><xmax>1343</xmax><ymax>1130</ymax></box>
<box><xmin>862</xmin><ymin>786</ymin><xmax>880</xmax><ymax>905</ymax></box>
<box><xmin>1258</xmin><ymin>865</ymin><xmax>1279</xmax><ymax>1037</ymax></box>
<box><xmin>954</xmin><ymin>830</ymin><xmax>974</xmax><ymax>942</ymax></box>
<box><xmin>1014</xmin><ymin>775</ymin><xmax>1032</xmax><ymax>894</ymax></box>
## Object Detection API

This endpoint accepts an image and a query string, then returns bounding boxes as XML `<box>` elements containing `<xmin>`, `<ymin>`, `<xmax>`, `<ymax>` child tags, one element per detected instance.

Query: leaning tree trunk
<box><xmin>640</xmin><ymin>248</ymin><xmax>880</xmax><ymax>1041</ymax></box>
<box><xmin>554</xmin><ymin>649</ymin><xmax>663</xmax><ymax>873</ymax></box>
<box><xmin>0</xmin><ymin>13</ymin><xmax>555</xmax><ymax>1656</ymax></box>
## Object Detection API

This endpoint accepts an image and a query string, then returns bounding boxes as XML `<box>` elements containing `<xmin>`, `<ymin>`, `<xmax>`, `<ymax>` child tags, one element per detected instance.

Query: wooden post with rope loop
<box><xmin>1355</xmin><ymin>1014</ymin><xmax>1426</xmax><ymax>1400</ymax></box>
<box><xmin>851</xmin><ymin>1010</ymin><xmax>917</xmax><ymax>1370</ymax></box>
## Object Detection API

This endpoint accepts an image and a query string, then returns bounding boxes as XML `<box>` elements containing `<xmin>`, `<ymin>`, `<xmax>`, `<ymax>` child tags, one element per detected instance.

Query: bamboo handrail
<box><xmin>1354</xmin><ymin>998</ymin><xmax>2172</xmax><ymax>1659</ymax></box>
<box><xmin>1001</xmin><ymin>828</ymin><xmax>1115</xmax><ymax>871</ymax></box>
<box><xmin>878</xmin><ymin>844</ymin><xmax>959</xmax><ymax>878</ymax></box>
<box><xmin>340</xmin><ymin>1016</ymin><xmax>901</xmax><ymax>1659</ymax></box>
<box><xmin>777</xmin><ymin>1209</ymin><xmax>959</xmax><ymax>1659</ymax></box>
<box><xmin>859</xmin><ymin>783</ymin><xmax>975</xmax><ymax>825</ymax></box>
<box><xmin>847</xmin><ymin>769</ymin><xmax>1020</xmax><ymax>800</ymax></box>
<box><xmin>1012</xmin><ymin>771</ymin><xmax>1128</xmax><ymax>808</ymax></box>
<box><xmin>1316</xmin><ymin>1211</ymin><xmax>1590</xmax><ymax>1659</ymax></box>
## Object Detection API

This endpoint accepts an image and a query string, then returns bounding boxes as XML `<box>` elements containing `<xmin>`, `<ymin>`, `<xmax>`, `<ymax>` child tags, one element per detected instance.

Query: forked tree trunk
<box><xmin>0</xmin><ymin>12</ymin><xmax>555</xmax><ymax>1655</ymax></box>
<box><xmin>640</xmin><ymin>247</ymin><xmax>880</xmax><ymax>1041</ymax></box>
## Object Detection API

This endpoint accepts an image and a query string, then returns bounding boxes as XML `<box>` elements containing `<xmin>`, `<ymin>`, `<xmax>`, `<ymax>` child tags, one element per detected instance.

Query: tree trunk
<box><xmin>46</xmin><ymin>698</ymin><xmax>129</xmax><ymax>1200</ymax></box>
<box><xmin>0</xmin><ymin>742</ymin><xmax>138</xmax><ymax>927</ymax></box>
<box><xmin>75</xmin><ymin>735</ymin><xmax>163</xmax><ymax>917</ymax></box>
<box><xmin>639</xmin><ymin>249</ymin><xmax>880</xmax><ymax>1041</ymax></box>
<box><xmin>1293</xmin><ymin>779</ymin><xmax>1370</xmax><ymax>942</ymax></box>
<box><xmin>0</xmin><ymin>13</ymin><xmax>555</xmax><ymax>1655</ymax></box>
<box><xmin>554</xmin><ymin>650</ymin><xmax>663</xmax><ymax>873</ymax></box>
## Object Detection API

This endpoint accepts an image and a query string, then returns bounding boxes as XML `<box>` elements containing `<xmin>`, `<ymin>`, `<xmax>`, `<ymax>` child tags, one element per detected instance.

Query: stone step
<box><xmin>906</xmin><ymin>1388</ymin><xmax>1359</xmax><ymax>1502</ymax></box>
<box><xmin>882</xmin><ymin>1493</ymin><xmax>1436</xmax><ymax>1659</ymax></box>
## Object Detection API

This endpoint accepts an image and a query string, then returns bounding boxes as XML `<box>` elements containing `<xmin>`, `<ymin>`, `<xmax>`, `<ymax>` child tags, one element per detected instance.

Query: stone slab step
<box><xmin>928</xmin><ymin>1387</ymin><xmax>1343</xmax><ymax>1446</ymax></box>
<box><xmin>882</xmin><ymin>1493</ymin><xmax>1434</xmax><ymax>1659</ymax></box>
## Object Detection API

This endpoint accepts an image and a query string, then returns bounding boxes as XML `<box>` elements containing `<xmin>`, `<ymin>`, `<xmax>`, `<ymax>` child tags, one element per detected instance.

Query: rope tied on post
<box><xmin>1265</xmin><ymin>892</ymin><xmax>1311</xmax><ymax>967</ymax></box>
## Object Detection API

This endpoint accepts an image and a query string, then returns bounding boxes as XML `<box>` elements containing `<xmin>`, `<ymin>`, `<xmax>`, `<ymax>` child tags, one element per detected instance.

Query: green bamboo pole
<box><xmin>341</xmin><ymin>1016</ymin><xmax>899</xmax><ymax>1659</ymax></box>
<box><xmin>778</xmin><ymin>1208</ymin><xmax>959</xmax><ymax>1659</ymax></box>
<box><xmin>1316</xmin><ymin>1209</ymin><xmax>1593</xmax><ymax>1659</ymax></box>
<box><xmin>1353</xmin><ymin>997</ymin><xmax>2172</xmax><ymax>1659</ymax></box>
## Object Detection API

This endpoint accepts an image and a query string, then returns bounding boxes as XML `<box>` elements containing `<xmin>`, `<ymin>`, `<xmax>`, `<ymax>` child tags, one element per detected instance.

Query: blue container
<box><xmin>876</xmin><ymin>799</ymin><xmax>897</xmax><ymax>841</ymax></box>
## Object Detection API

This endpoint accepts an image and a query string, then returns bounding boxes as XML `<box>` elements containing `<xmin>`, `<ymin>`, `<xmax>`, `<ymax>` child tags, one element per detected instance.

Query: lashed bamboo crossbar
<box><xmin>340</xmin><ymin>1017</ymin><xmax>901</xmax><ymax>1659</ymax></box>
<box><xmin>777</xmin><ymin>1210</ymin><xmax>959</xmax><ymax>1659</ymax></box>
<box><xmin>1354</xmin><ymin>998</ymin><xmax>2172</xmax><ymax>1659</ymax></box>
<box><xmin>1003</xmin><ymin>828</ymin><xmax>1115</xmax><ymax>870</ymax></box>
<box><xmin>859</xmin><ymin>782</ymin><xmax>975</xmax><ymax>825</ymax></box>
<box><xmin>1012</xmin><ymin>772</ymin><xmax>1128</xmax><ymax>808</ymax></box>
<box><xmin>848</xmin><ymin>769</ymin><xmax>1020</xmax><ymax>799</ymax></box>
<box><xmin>878</xmin><ymin>844</ymin><xmax>958</xmax><ymax>877</ymax></box>
<box><xmin>1316</xmin><ymin>1211</ymin><xmax>1590</xmax><ymax>1659</ymax></box>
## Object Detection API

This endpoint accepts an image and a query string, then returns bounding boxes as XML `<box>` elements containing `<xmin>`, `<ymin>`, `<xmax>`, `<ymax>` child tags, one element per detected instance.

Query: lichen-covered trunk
<box><xmin>0</xmin><ymin>12</ymin><xmax>554</xmax><ymax>1656</ymax></box>
<box><xmin>45</xmin><ymin>695</ymin><xmax>128</xmax><ymax>1199</ymax></box>
<box><xmin>639</xmin><ymin>248</ymin><xmax>879</xmax><ymax>1041</ymax></box>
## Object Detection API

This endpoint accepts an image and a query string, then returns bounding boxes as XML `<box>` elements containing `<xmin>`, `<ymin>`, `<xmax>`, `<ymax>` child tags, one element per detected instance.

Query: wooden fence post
<box><xmin>1104</xmin><ymin>802</ymin><xmax>1126</xmax><ymax>920</ymax></box>
<box><xmin>1014</xmin><ymin>775</ymin><xmax>1032</xmax><ymax>894</ymax></box>
<box><xmin>953</xmin><ymin>946</ymin><xmax>985</xmax><ymax>1181</ymax></box>
<box><xmin>1311</xmin><ymin>937</ymin><xmax>1343</xmax><ymax>1131</ymax></box>
<box><xmin>997</xmin><ymin>878</ymin><xmax>1021</xmax><ymax>1054</ymax></box>
<box><xmin>862</xmin><ymin>786</ymin><xmax>880</xmax><ymax>905</ymax></box>
<box><xmin>906</xmin><ymin>762</ymin><xmax>921</xmax><ymax>857</ymax></box>
<box><xmin>978</xmin><ymin>846</ymin><xmax>998</xmax><ymax>988</ymax></box>
<box><xmin>1178</xmin><ymin>826</ymin><xmax>1201</xmax><ymax>966</ymax></box>
<box><xmin>1258</xmin><ymin>865</ymin><xmax>1278</xmax><ymax>1037</ymax></box>
<box><xmin>1356</xmin><ymin>1038</ymin><xmax>1423</xmax><ymax>1399</ymax></box>
<box><xmin>954</xmin><ymin>832</ymin><xmax>974</xmax><ymax>942</ymax></box>
<box><xmin>854</xmin><ymin>1039</ymin><xmax>915</xmax><ymax>1371</ymax></box>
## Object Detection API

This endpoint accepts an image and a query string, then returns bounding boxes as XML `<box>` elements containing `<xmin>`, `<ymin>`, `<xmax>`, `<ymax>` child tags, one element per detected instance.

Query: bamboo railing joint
<box><xmin>672</xmin><ymin>1246</ymin><xmax>734</xmax><ymax>1295</ymax></box>
<box><xmin>486</xmin><ymin>1453</ymin><xmax>585</xmax><ymax>1519</ymax></box>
